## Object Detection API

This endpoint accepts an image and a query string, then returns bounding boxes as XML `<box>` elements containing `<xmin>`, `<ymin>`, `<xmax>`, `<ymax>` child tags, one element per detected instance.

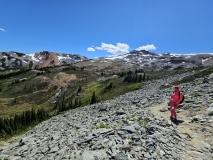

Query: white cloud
<box><xmin>87</xmin><ymin>43</ymin><xmax>157</xmax><ymax>55</ymax></box>
<box><xmin>87</xmin><ymin>47</ymin><xmax>95</xmax><ymax>52</ymax></box>
<box><xmin>0</xmin><ymin>28</ymin><xmax>6</xmax><ymax>32</ymax></box>
<box><xmin>97</xmin><ymin>43</ymin><xmax>130</xmax><ymax>55</ymax></box>
<box><xmin>135</xmin><ymin>44</ymin><xmax>156</xmax><ymax>51</ymax></box>
<box><xmin>95</xmin><ymin>46</ymin><xmax>103</xmax><ymax>50</ymax></box>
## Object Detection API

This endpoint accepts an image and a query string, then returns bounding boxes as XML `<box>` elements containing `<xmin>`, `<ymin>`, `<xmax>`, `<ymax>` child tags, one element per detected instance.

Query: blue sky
<box><xmin>0</xmin><ymin>0</ymin><xmax>213</xmax><ymax>59</ymax></box>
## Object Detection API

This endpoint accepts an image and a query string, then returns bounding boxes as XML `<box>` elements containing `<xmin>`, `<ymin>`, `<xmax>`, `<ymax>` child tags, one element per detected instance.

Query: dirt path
<box><xmin>149</xmin><ymin>102</ymin><xmax>213</xmax><ymax>160</ymax></box>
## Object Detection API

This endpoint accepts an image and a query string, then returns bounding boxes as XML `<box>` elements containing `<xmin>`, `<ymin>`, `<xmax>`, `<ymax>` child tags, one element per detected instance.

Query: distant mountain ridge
<box><xmin>0</xmin><ymin>51</ymin><xmax>89</xmax><ymax>70</ymax></box>
<box><xmin>0</xmin><ymin>50</ymin><xmax>213</xmax><ymax>71</ymax></box>
<box><xmin>100</xmin><ymin>50</ymin><xmax>213</xmax><ymax>71</ymax></box>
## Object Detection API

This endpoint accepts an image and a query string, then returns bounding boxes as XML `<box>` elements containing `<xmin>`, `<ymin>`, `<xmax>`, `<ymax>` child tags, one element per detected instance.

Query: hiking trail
<box><xmin>150</xmin><ymin>102</ymin><xmax>213</xmax><ymax>160</ymax></box>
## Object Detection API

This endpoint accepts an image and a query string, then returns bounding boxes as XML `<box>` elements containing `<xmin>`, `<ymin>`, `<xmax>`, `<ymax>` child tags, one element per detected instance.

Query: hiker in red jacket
<box><xmin>170</xmin><ymin>85</ymin><xmax>183</xmax><ymax>122</ymax></box>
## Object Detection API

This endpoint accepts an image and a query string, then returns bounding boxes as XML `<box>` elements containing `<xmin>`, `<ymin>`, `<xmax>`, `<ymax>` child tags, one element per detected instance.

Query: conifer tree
<box><xmin>14</xmin><ymin>114</ymin><xmax>20</xmax><ymax>130</ymax></box>
<box><xmin>25</xmin><ymin>110</ymin><xmax>31</xmax><ymax>125</ymax></box>
<box><xmin>69</xmin><ymin>100</ymin><xmax>73</xmax><ymax>109</ymax></box>
<box><xmin>0</xmin><ymin>117</ymin><xmax>4</xmax><ymax>131</ymax></box>
<box><xmin>21</xmin><ymin>112</ymin><xmax>26</xmax><ymax>127</ymax></box>
<box><xmin>75</xmin><ymin>98</ymin><xmax>78</xmax><ymax>107</ymax></box>
<box><xmin>147</xmin><ymin>75</ymin><xmax>150</xmax><ymax>81</ymax></box>
<box><xmin>143</xmin><ymin>73</ymin><xmax>146</xmax><ymax>81</ymax></box>
<box><xmin>138</xmin><ymin>75</ymin><xmax>142</xmax><ymax>82</ymax></box>
<box><xmin>31</xmin><ymin>108</ymin><xmax>36</xmax><ymax>123</ymax></box>
<box><xmin>90</xmin><ymin>91</ymin><xmax>96</xmax><ymax>104</ymax></box>
<box><xmin>0</xmin><ymin>129</ymin><xmax>7</xmax><ymax>138</ymax></box>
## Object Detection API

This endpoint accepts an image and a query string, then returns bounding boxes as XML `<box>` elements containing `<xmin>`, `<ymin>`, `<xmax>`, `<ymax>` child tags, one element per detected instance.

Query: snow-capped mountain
<box><xmin>94</xmin><ymin>50</ymin><xmax>213</xmax><ymax>72</ymax></box>
<box><xmin>0</xmin><ymin>50</ymin><xmax>213</xmax><ymax>71</ymax></box>
<box><xmin>0</xmin><ymin>51</ymin><xmax>89</xmax><ymax>70</ymax></box>
<box><xmin>28</xmin><ymin>51</ymin><xmax>89</xmax><ymax>68</ymax></box>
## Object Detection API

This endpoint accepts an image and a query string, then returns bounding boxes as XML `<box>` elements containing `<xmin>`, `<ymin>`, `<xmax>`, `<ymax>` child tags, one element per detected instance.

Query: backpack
<box><xmin>173</xmin><ymin>91</ymin><xmax>184</xmax><ymax>104</ymax></box>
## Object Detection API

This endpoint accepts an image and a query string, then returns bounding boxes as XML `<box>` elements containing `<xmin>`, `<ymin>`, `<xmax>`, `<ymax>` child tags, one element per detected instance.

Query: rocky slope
<box><xmin>1</xmin><ymin>68</ymin><xmax>213</xmax><ymax>159</ymax></box>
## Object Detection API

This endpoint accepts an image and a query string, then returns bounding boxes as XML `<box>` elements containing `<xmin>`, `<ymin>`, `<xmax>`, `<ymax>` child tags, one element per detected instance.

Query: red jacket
<box><xmin>170</xmin><ymin>91</ymin><xmax>183</xmax><ymax>105</ymax></box>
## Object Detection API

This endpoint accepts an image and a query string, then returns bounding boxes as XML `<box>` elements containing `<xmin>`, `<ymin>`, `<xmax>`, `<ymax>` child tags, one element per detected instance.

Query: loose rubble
<box><xmin>0</xmin><ymin>70</ymin><xmax>213</xmax><ymax>160</ymax></box>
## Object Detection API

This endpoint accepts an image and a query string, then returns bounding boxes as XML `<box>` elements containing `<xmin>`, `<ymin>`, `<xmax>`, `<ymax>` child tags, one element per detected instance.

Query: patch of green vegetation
<box><xmin>190</xmin><ymin>92</ymin><xmax>195</xmax><ymax>96</ymax></box>
<box><xmin>151</xmin><ymin>68</ymin><xmax>193</xmax><ymax>81</ymax></box>
<box><xmin>126</xmin><ymin>113</ymin><xmax>136</xmax><ymax>121</ymax></box>
<box><xmin>138</xmin><ymin>117</ymin><xmax>149</xmax><ymax>128</ymax></box>
<box><xmin>98</xmin><ymin>123</ymin><xmax>109</xmax><ymax>129</ymax></box>
<box><xmin>126</xmin><ymin>116</ymin><xmax>130</xmax><ymax>120</ymax></box>
<box><xmin>79</xmin><ymin>77</ymin><xmax>144</xmax><ymax>107</ymax></box>
<box><xmin>170</xmin><ymin>66</ymin><xmax>213</xmax><ymax>86</ymax></box>
<box><xmin>90</xmin><ymin>126</ymin><xmax>96</xmax><ymax>130</ymax></box>
<box><xmin>146</xmin><ymin>103</ymin><xmax>152</xmax><ymax>107</ymax></box>
<box><xmin>131</xmin><ymin>113</ymin><xmax>135</xmax><ymax>118</ymax></box>
<box><xmin>184</xmin><ymin>105</ymin><xmax>190</xmax><ymax>110</ymax></box>
<box><xmin>158</xmin><ymin>66</ymin><xmax>213</xmax><ymax>89</ymax></box>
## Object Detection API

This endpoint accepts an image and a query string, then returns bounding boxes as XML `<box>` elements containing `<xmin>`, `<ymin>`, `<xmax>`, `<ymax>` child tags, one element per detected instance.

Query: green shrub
<box><xmin>184</xmin><ymin>105</ymin><xmax>190</xmax><ymax>110</ymax></box>
<box><xmin>138</xmin><ymin>117</ymin><xmax>149</xmax><ymax>128</ymax></box>
<box><xmin>99</xmin><ymin>123</ymin><xmax>109</xmax><ymax>129</ymax></box>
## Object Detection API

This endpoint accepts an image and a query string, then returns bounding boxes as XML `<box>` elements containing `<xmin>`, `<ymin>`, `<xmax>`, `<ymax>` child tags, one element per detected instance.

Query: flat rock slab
<box><xmin>121</xmin><ymin>126</ymin><xmax>136</xmax><ymax>133</ymax></box>
<box><xmin>92</xmin><ymin>128</ymin><xmax>113</xmax><ymax>134</ymax></box>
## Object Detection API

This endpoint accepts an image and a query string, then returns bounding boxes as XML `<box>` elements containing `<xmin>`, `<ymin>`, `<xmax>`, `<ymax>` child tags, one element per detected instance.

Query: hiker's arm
<box><xmin>177</xmin><ymin>92</ymin><xmax>183</xmax><ymax>105</ymax></box>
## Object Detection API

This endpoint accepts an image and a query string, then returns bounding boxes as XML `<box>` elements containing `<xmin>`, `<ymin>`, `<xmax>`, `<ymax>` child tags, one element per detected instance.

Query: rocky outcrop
<box><xmin>0</xmin><ymin>52</ymin><xmax>32</xmax><ymax>70</ymax></box>
<box><xmin>1</xmin><ymin>68</ymin><xmax>213</xmax><ymax>159</ymax></box>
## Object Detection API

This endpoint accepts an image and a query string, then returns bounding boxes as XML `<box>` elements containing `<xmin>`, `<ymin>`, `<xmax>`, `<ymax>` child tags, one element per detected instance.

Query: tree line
<box><xmin>55</xmin><ymin>96</ymin><xmax>82</xmax><ymax>113</ymax></box>
<box><xmin>0</xmin><ymin>108</ymin><xmax>48</xmax><ymax>139</ymax></box>
<box><xmin>116</xmin><ymin>69</ymin><xmax>144</xmax><ymax>77</ymax></box>
<box><xmin>0</xmin><ymin>84</ymin><xmax>95</xmax><ymax>139</ymax></box>
<box><xmin>123</xmin><ymin>73</ymin><xmax>150</xmax><ymax>83</ymax></box>
<box><xmin>0</xmin><ymin>69</ymin><xmax>31</xmax><ymax>80</ymax></box>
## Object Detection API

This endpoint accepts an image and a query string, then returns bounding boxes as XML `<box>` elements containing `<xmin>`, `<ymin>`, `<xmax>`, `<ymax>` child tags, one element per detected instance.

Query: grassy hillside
<box><xmin>0</xmin><ymin>66</ymin><xmax>92</xmax><ymax>118</ymax></box>
<box><xmin>0</xmin><ymin>66</ymin><xmax>146</xmax><ymax>119</ymax></box>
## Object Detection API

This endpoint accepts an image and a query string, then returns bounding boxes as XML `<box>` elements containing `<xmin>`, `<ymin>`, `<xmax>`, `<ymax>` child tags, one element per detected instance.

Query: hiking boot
<box><xmin>170</xmin><ymin>116</ymin><xmax>174</xmax><ymax>121</ymax></box>
<box><xmin>173</xmin><ymin>118</ymin><xmax>178</xmax><ymax>124</ymax></box>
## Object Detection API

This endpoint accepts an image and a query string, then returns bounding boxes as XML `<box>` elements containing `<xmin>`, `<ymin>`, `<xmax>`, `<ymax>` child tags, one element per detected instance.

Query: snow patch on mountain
<box><xmin>28</xmin><ymin>53</ymin><xmax>39</xmax><ymax>62</ymax></box>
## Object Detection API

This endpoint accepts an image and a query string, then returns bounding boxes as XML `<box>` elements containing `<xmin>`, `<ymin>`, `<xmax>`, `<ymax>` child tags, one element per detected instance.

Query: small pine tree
<box><xmin>143</xmin><ymin>73</ymin><xmax>146</xmax><ymax>81</ymax></box>
<box><xmin>77</xmin><ymin>86</ymin><xmax>82</xmax><ymax>93</ymax></box>
<box><xmin>147</xmin><ymin>75</ymin><xmax>150</xmax><ymax>81</ymax></box>
<box><xmin>0</xmin><ymin>129</ymin><xmax>7</xmax><ymax>139</ymax></box>
<box><xmin>138</xmin><ymin>75</ymin><xmax>142</xmax><ymax>82</ymax></box>
<box><xmin>133</xmin><ymin>74</ymin><xmax>138</xmax><ymax>83</ymax></box>
<box><xmin>128</xmin><ymin>75</ymin><xmax>132</xmax><ymax>83</ymax></box>
<box><xmin>69</xmin><ymin>100</ymin><xmax>73</xmax><ymax>109</ymax></box>
<box><xmin>109</xmin><ymin>82</ymin><xmax>113</xmax><ymax>89</ymax></box>
<box><xmin>79</xmin><ymin>98</ymin><xmax>82</xmax><ymax>106</ymax></box>
<box><xmin>61</xmin><ymin>101</ymin><xmax>65</xmax><ymax>111</ymax></box>
<box><xmin>90</xmin><ymin>91</ymin><xmax>96</xmax><ymax>104</ymax></box>
<box><xmin>75</xmin><ymin>98</ymin><xmax>78</xmax><ymax>107</ymax></box>
<box><xmin>14</xmin><ymin>97</ymin><xmax>17</xmax><ymax>103</ymax></box>
<box><xmin>31</xmin><ymin>108</ymin><xmax>36</xmax><ymax>123</ymax></box>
